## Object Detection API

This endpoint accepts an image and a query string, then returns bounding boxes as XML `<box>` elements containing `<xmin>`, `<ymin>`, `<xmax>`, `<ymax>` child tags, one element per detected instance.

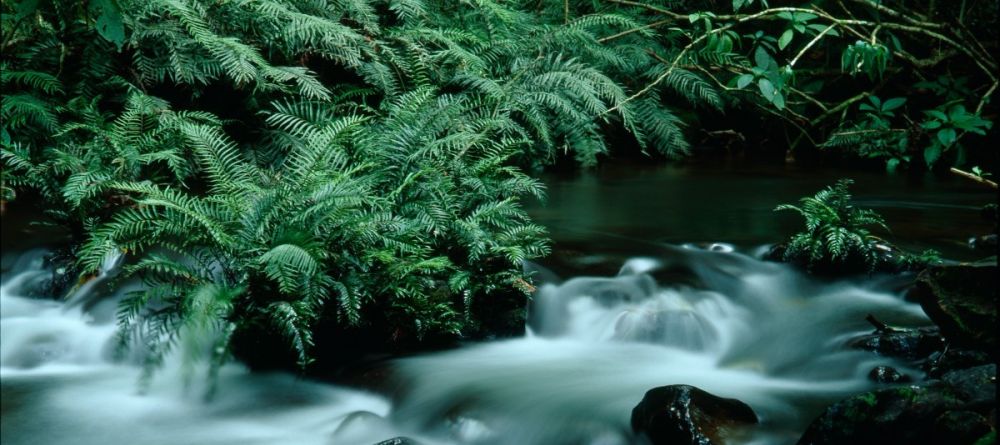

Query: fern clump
<box><xmin>775</xmin><ymin>179</ymin><xmax>890</xmax><ymax>272</ymax></box>
<box><xmin>775</xmin><ymin>179</ymin><xmax>944</xmax><ymax>273</ymax></box>
<box><xmin>73</xmin><ymin>90</ymin><xmax>549</xmax><ymax>385</ymax></box>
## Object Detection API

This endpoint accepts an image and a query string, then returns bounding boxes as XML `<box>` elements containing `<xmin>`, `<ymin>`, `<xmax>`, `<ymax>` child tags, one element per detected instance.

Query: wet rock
<box><xmin>908</xmin><ymin>263</ymin><xmax>997</xmax><ymax>350</ymax></box>
<box><xmin>797</xmin><ymin>365</ymin><xmax>996</xmax><ymax>445</ymax></box>
<box><xmin>561</xmin><ymin>275</ymin><xmax>659</xmax><ymax>307</ymax></box>
<box><xmin>333</xmin><ymin>410</ymin><xmax>392</xmax><ymax>438</ymax></box>
<box><xmin>968</xmin><ymin>234</ymin><xmax>997</xmax><ymax>252</ymax></box>
<box><xmin>941</xmin><ymin>365</ymin><xmax>997</xmax><ymax>409</ymax></box>
<box><xmin>613</xmin><ymin>310</ymin><xmax>718</xmax><ymax>351</ymax></box>
<box><xmin>448</xmin><ymin>415</ymin><xmax>494</xmax><ymax>442</ymax></box>
<box><xmin>868</xmin><ymin>366</ymin><xmax>911</xmax><ymax>384</ymax></box>
<box><xmin>466</xmin><ymin>288</ymin><xmax>528</xmax><ymax>340</ymax></box>
<box><xmin>798</xmin><ymin>384</ymin><xmax>962</xmax><ymax>445</ymax></box>
<box><xmin>848</xmin><ymin>326</ymin><xmax>945</xmax><ymax>360</ymax></box>
<box><xmin>631</xmin><ymin>385</ymin><xmax>758</xmax><ymax>445</ymax></box>
<box><xmin>932</xmin><ymin>411</ymin><xmax>993</xmax><ymax>444</ymax></box>
<box><xmin>924</xmin><ymin>348</ymin><xmax>993</xmax><ymax>378</ymax></box>
<box><xmin>372</xmin><ymin>438</ymin><xmax>421</xmax><ymax>445</ymax></box>
<box><xmin>762</xmin><ymin>243</ymin><xmax>787</xmax><ymax>262</ymax></box>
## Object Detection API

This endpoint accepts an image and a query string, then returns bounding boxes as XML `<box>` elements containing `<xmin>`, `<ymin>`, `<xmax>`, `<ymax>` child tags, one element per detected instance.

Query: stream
<box><xmin>1</xmin><ymin>161</ymin><xmax>994</xmax><ymax>445</ymax></box>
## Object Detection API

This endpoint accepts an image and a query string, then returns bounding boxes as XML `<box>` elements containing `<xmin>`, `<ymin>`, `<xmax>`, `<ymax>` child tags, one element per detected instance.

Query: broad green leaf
<box><xmin>886</xmin><ymin>158</ymin><xmax>900</xmax><ymax>173</ymax></box>
<box><xmin>16</xmin><ymin>0</ymin><xmax>41</xmax><ymax>19</ymax></box>
<box><xmin>807</xmin><ymin>23</ymin><xmax>828</xmax><ymax>33</ymax></box>
<box><xmin>754</xmin><ymin>46</ymin><xmax>774</xmax><ymax>69</ymax></box>
<box><xmin>924</xmin><ymin>110</ymin><xmax>948</xmax><ymax>121</ymax></box>
<box><xmin>882</xmin><ymin>98</ymin><xmax>906</xmax><ymax>112</ymax></box>
<box><xmin>736</xmin><ymin>74</ymin><xmax>754</xmax><ymax>89</ymax></box>
<box><xmin>772</xmin><ymin>92</ymin><xmax>785</xmax><ymax>109</ymax></box>
<box><xmin>937</xmin><ymin>128</ymin><xmax>956</xmax><ymax>145</ymax></box>
<box><xmin>717</xmin><ymin>35</ymin><xmax>733</xmax><ymax>53</ymax></box>
<box><xmin>924</xmin><ymin>145</ymin><xmax>942</xmax><ymax>167</ymax></box>
<box><xmin>778</xmin><ymin>29</ymin><xmax>794</xmax><ymax>50</ymax></box>
<box><xmin>758</xmin><ymin>78</ymin><xmax>775</xmax><ymax>99</ymax></box>
<box><xmin>89</xmin><ymin>0</ymin><xmax>126</xmax><ymax>50</ymax></box>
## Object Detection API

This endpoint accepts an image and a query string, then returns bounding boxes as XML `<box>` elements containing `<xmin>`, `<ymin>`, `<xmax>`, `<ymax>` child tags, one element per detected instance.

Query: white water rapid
<box><xmin>1</xmin><ymin>245</ymin><xmax>931</xmax><ymax>445</ymax></box>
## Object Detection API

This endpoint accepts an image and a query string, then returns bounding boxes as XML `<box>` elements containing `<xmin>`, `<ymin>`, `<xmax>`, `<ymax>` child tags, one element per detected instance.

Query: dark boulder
<box><xmin>941</xmin><ymin>365</ymin><xmax>998</xmax><ymax>409</ymax></box>
<box><xmin>968</xmin><ymin>234</ymin><xmax>997</xmax><ymax>252</ymax></box>
<box><xmin>932</xmin><ymin>411</ymin><xmax>993</xmax><ymax>445</ymax></box>
<box><xmin>848</xmin><ymin>326</ymin><xmax>944</xmax><ymax>361</ymax></box>
<box><xmin>868</xmin><ymin>366</ymin><xmax>911</xmax><ymax>384</ymax></box>
<box><xmin>908</xmin><ymin>263</ymin><xmax>997</xmax><ymax>351</ymax></box>
<box><xmin>631</xmin><ymin>385</ymin><xmax>758</xmax><ymax>445</ymax></box>
<box><xmin>924</xmin><ymin>348</ymin><xmax>994</xmax><ymax>378</ymax></box>
<box><xmin>798</xmin><ymin>365</ymin><xmax>996</xmax><ymax>445</ymax></box>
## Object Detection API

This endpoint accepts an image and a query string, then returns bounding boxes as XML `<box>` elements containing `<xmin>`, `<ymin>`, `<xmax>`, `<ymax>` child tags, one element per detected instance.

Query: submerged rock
<box><xmin>968</xmin><ymin>234</ymin><xmax>997</xmax><ymax>252</ymax></box>
<box><xmin>372</xmin><ymin>438</ymin><xmax>421</xmax><ymax>445</ymax></box>
<box><xmin>924</xmin><ymin>347</ymin><xmax>994</xmax><ymax>378</ymax></box>
<box><xmin>848</xmin><ymin>326</ymin><xmax>944</xmax><ymax>361</ymax></box>
<box><xmin>631</xmin><ymin>385</ymin><xmax>757</xmax><ymax>445</ymax></box>
<box><xmin>332</xmin><ymin>411</ymin><xmax>393</xmax><ymax>441</ymax></box>
<box><xmin>909</xmin><ymin>263</ymin><xmax>997</xmax><ymax>351</ymax></box>
<box><xmin>613</xmin><ymin>310</ymin><xmax>719</xmax><ymax>351</ymax></box>
<box><xmin>798</xmin><ymin>365</ymin><xmax>997</xmax><ymax>445</ymax></box>
<box><xmin>868</xmin><ymin>366</ymin><xmax>911</xmax><ymax>384</ymax></box>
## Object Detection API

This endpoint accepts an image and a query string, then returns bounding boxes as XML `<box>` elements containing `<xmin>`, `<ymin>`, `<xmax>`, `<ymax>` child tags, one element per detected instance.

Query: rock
<box><xmin>924</xmin><ymin>348</ymin><xmax>994</xmax><ymax>378</ymax></box>
<box><xmin>797</xmin><ymin>365</ymin><xmax>996</xmax><ymax>445</ymax></box>
<box><xmin>332</xmin><ymin>411</ymin><xmax>393</xmax><ymax>441</ymax></box>
<box><xmin>762</xmin><ymin>243</ymin><xmax>787</xmax><ymax>262</ymax></box>
<box><xmin>613</xmin><ymin>310</ymin><xmax>719</xmax><ymax>351</ymax></box>
<box><xmin>968</xmin><ymin>234</ymin><xmax>997</xmax><ymax>252</ymax></box>
<box><xmin>466</xmin><ymin>288</ymin><xmax>528</xmax><ymax>340</ymax></box>
<box><xmin>868</xmin><ymin>366</ymin><xmax>911</xmax><ymax>384</ymax></box>
<box><xmin>909</xmin><ymin>263</ymin><xmax>997</xmax><ymax>351</ymax></box>
<box><xmin>448</xmin><ymin>415</ymin><xmax>494</xmax><ymax>442</ymax></box>
<box><xmin>932</xmin><ymin>411</ymin><xmax>993</xmax><ymax>444</ymax></box>
<box><xmin>631</xmin><ymin>385</ymin><xmax>757</xmax><ymax>445</ymax></box>
<box><xmin>372</xmin><ymin>438</ymin><xmax>420</xmax><ymax>445</ymax></box>
<box><xmin>848</xmin><ymin>326</ymin><xmax>944</xmax><ymax>360</ymax></box>
<box><xmin>797</xmin><ymin>384</ymin><xmax>961</xmax><ymax>445</ymax></box>
<box><xmin>940</xmin><ymin>365</ymin><xmax>997</xmax><ymax>409</ymax></box>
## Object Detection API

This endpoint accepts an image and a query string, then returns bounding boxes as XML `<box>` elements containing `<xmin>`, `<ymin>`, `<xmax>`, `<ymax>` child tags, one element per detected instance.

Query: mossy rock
<box><xmin>909</xmin><ymin>263</ymin><xmax>997</xmax><ymax>351</ymax></box>
<box><xmin>798</xmin><ymin>365</ymin><xmax>997</xmax><ymax>445</ymax></box>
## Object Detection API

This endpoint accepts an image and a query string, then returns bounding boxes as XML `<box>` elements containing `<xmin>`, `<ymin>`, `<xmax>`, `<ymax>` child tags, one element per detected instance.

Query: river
<box><xmin>1</xmin><ymin>161</ymin><xmax>993</xmax><ymax>445</ymax></box>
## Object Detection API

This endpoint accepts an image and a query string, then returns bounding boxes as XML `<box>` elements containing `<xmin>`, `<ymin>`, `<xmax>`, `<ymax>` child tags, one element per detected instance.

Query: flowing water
<box><xmin>1</xmin><ymin>162</ymin><xmax>994</xmax><ymax>445</ymax></box>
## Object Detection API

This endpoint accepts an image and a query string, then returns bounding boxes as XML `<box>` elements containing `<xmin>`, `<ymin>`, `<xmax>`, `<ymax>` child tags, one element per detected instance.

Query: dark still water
<box><xmin>527</xmin><ymin>160</ymin><xmax>994</xmax><ymax>263</ymax></box>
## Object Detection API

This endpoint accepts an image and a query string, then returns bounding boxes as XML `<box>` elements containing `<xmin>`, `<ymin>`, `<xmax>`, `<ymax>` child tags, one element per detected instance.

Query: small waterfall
<box><xmin>1</xmin><ymin>246</ymin><xmax>930</xmax><ymax>445</ymax></box>
<box><xmin>0</xmin><ymin>249</ymin><xmax>392</xmax><ymax>445</ymax></box>
<box><xmin>388</xmin><ymin>245</ymin><xmax>929</xmax><ymax>444</ymax></box>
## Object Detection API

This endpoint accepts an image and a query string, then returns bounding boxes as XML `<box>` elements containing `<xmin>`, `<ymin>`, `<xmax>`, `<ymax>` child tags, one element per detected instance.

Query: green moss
<box><xmin>972</xmin><ymin>431</ymin><xmax>996</xmax><ymax>445</ymax></box>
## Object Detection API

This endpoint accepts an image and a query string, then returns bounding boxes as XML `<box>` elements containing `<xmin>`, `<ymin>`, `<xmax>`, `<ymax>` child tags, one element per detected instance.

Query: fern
<box><xmin>775</xmin><ymin>179</ymin><xmax>891</xmax><ymax>272</ymax></box>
